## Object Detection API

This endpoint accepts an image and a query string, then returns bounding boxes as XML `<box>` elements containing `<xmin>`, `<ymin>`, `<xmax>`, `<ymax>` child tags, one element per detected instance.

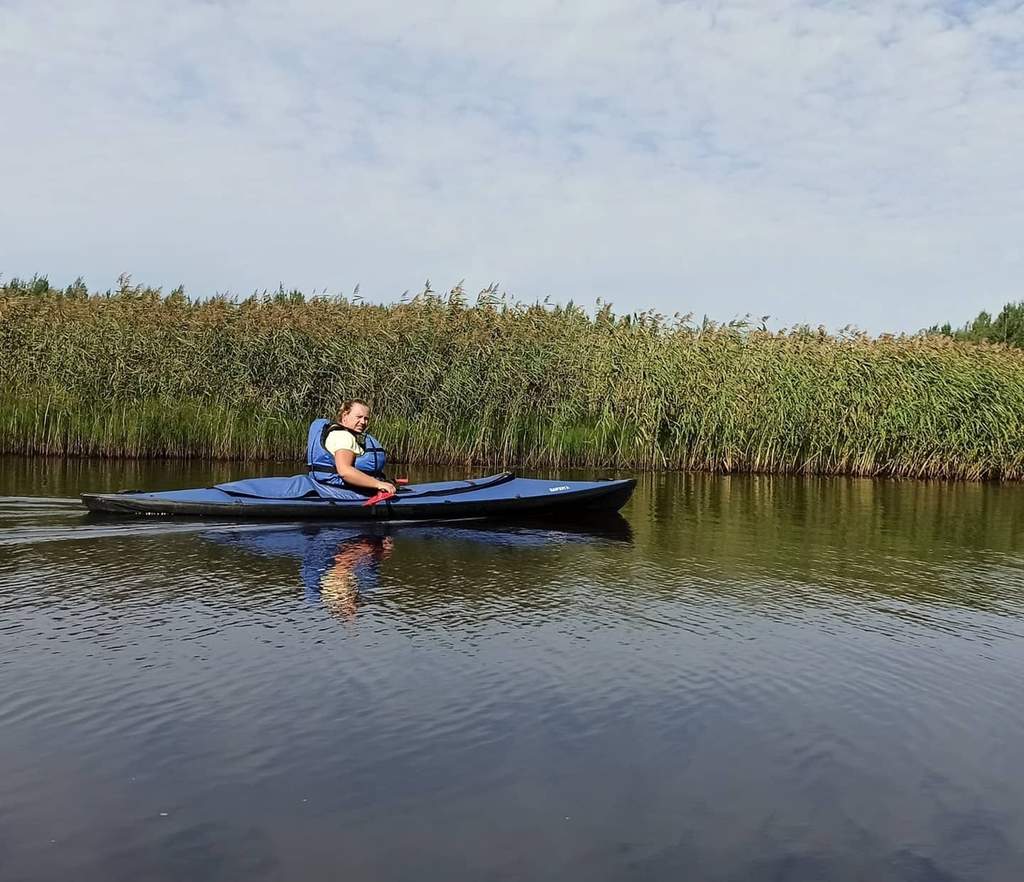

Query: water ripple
<box><xmin>4</xmin><ymin>470</ymin><xmax>1024</xmax><ymax>881</ymax></box>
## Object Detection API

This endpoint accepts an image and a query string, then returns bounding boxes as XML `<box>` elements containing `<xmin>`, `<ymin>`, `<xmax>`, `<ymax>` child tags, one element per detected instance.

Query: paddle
<box><xmin>362</xmin><ymin>477</ymin><xmax>408</xmax><ymax>507</ymax></box>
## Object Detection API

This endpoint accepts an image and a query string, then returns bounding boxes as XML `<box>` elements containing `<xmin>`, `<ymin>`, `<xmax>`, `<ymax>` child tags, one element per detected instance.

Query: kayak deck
<box><xmin>81</xmin><ymin>473</ymin><xmax>636</xmax><ymax>520</ymax></box>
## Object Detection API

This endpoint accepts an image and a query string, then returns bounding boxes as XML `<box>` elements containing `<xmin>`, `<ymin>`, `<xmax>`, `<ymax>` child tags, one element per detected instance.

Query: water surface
<box><xmin>3</xmin><ymin>456</ymin><xmax>1024</xmax><ymax>881</ymax></box>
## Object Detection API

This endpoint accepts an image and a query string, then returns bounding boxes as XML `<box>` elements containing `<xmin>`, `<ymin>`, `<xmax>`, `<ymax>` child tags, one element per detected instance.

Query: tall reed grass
<box><xmin>3</xmin><ymin>275</ymin><xmax>1024</xmax><ymax>479</ymax></box>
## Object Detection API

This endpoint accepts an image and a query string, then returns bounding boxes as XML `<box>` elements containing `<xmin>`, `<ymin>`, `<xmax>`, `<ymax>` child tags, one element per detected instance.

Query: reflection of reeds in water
<box><xmin>3</xmin><ymin>275</ymin><xmax>1024</xmax><ymax>479</ymax></box>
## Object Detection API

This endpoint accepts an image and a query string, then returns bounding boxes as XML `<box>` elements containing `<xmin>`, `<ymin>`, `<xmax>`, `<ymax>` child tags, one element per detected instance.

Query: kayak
<box><xmin>81</xmin><ymin>472</ymin><xmax>636</xmax><ymax>520</ymax></box>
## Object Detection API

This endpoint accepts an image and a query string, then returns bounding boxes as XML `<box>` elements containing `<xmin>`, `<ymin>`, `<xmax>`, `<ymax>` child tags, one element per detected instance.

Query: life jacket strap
<box><xmin>309</xmin><ymin>464</ymin><xmax>339</xmax><ymax>474</ymax></box>
<box><xmin>322</xmin><ymin>423</ymin><xmax>385</xmax><ymax>452</ymax></box>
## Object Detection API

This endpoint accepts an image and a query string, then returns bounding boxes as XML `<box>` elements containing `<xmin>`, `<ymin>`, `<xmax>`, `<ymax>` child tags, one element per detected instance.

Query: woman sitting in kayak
<box><xmin>323</xmin><ymin>399</ymin><xmax>397</xmax><ymax>496</ymax></box>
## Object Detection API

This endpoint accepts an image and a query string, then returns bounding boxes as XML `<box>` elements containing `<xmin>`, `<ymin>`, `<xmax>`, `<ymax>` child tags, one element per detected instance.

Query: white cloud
<box><xmin>0</xmin><ymin>0</ymin><xmax>1021</xmax><ymax>331</ymax></box>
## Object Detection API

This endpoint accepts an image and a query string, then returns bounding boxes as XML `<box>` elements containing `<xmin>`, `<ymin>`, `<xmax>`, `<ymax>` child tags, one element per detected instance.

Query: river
<box><xmin>3</xmin><ymin>456</ymin><xmax>1024</xmax><ymax>881</ymax></box>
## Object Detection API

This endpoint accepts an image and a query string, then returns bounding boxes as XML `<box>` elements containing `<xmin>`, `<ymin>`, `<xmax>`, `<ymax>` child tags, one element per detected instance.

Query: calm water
<box><xmin>3</xmin><ymin>456</ymin><xmax>1024</xmax><ymax>882</ymax></box>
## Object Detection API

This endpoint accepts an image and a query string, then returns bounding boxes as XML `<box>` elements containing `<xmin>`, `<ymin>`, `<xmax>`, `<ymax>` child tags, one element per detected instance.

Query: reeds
<box><xmin>3</xmin><ymin>275</ymin><xmax>1024</xmax><ymax>479</ymax></box>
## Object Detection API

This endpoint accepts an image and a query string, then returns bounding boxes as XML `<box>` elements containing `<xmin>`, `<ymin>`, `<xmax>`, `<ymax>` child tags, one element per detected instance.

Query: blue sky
<box><xmin>1</xmin><ymin>0</ymin><xmax>1021</xmax><ymax>332</ymax></box>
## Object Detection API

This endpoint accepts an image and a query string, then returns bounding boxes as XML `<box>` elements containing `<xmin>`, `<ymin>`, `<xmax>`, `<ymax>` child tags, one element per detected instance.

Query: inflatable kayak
<box><xmin>81</xmin><ymin>472</ymin><xmax>636</xmax><ymax>520</ymax></box>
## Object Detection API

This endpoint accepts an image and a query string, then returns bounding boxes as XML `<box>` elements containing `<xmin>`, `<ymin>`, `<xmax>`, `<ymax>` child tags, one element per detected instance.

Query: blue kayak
<box><xmin>81</xmin><ymin>471</ymin><xmax>636</xmax><ymax>520</ymax></box>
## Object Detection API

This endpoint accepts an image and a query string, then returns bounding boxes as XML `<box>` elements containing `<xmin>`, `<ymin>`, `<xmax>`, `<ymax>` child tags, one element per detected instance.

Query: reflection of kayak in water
<box><xmin>82</xmin><ymin>473</ymin><xmax>636</xmax><ymax>520</ymax></box>
<box><xmin>201</xmin><ymin>518</ymin><xmax>632</xmax><ymax>614</ymax></box>
<box><xmin>204</xmin><ymin>527</ymin><xmax>392</xmax><ymax>616</ymax></box>
<box><xmin>201</xmin><ymin>517</ymin><xmax>633</xmax><ymax>559</ymax></box>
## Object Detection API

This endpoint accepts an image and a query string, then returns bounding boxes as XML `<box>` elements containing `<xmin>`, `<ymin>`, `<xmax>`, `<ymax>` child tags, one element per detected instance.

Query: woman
<box><xmin>321</xmin><ymin>399</ymin><xmax>396</xmax><ymax>495</ymax></box>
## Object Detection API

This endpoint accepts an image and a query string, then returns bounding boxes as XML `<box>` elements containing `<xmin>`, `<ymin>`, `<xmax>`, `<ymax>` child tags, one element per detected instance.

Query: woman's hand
<box><xmin>376</xmin><ymin>481</ymin><xmax>397</xmax><ymax>495</ymax></box>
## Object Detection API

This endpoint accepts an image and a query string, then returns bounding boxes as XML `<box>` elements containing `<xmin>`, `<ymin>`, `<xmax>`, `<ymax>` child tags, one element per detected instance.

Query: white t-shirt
<box><xmin>324</xmin><ymin>429</ymin><xmax>364</xmax><ymax>458</ymax></box>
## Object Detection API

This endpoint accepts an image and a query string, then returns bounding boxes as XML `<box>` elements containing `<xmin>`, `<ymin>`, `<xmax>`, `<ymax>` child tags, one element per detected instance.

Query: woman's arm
<box><xmin>334</xmin><ymin>449</ymin><xmax>396</xmax><ymax>494</ymax></box>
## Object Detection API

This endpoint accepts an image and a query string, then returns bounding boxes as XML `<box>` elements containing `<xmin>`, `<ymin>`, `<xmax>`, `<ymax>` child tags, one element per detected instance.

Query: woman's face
<box><xmin>340</xmin><ymin>403</ymin><xmax>370</xmax><ymax>434</ymax></box>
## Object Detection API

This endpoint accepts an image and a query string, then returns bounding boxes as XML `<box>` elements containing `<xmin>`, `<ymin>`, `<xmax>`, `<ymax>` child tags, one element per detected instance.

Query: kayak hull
<box><xmin>81</xmin><ymin>473</ymin><xmax>636</xmax><ymax>521</ymax></box>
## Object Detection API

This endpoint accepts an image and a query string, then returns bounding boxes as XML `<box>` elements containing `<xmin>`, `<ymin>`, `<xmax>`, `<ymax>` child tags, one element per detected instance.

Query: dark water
<box><xmin>3</xmin><ymin>456</ymin><xmax>1024</xmax><ymax>882</ymax></box>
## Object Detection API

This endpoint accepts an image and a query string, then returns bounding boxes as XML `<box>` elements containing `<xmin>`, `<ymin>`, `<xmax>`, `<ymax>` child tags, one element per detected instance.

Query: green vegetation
<box><xmin>930</xmin><ymin>300</ymin><xmax>1024</xmax><ymax>349</ymax></box>
<box><xmin>3</xmin><ymin>274</ymin><xmax>1024</xmax><ymax>479</ymax></box>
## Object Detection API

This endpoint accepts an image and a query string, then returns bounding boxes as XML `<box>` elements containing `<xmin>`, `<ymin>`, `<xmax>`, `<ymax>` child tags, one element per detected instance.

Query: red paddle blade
<box><xmin>396</xmin><ymin>478</ymin><xmax>409</xmax><ymax>485</ymax></box>
<box><xmin>362</xmin><ymin>490</ymin><xmax>396</xmax><ymax>507</ymax></box>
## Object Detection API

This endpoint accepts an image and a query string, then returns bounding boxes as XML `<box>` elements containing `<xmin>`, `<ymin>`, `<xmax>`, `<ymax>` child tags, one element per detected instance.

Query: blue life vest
<box><xmin>305</xmin><ymin>418</ymin><xmax>387</xmax><ymax>486</ymax></box>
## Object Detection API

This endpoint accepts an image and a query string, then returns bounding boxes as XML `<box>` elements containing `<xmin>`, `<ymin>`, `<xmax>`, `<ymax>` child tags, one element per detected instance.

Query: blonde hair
<box><xmin>336</xmin><ymin>398</ymin><xmax>370</xmax><ymax>422</ymax></box>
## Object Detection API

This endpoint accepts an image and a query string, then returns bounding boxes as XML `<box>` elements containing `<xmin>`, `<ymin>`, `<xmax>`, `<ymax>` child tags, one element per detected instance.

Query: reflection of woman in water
<box><xmin>200</xmin><ymin>518</ymin><xmax>630</xmax><ymax>619</ymax></box>
<box><xmin>306</xmin><ymin>535</ymin><xmax>394</xmax><ymax>618</ymax></box>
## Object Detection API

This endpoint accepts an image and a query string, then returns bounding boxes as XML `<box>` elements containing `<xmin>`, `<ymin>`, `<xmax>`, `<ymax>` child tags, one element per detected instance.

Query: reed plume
<box><xmin>3</xmin><ymin>275</ymin><xmax>1023</xmax><ymax>480</ymax></box>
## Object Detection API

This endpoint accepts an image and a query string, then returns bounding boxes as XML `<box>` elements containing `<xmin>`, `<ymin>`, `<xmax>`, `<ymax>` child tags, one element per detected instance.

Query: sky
<box><xmin>1</xmin><ymin>0</ymin><xmax>1022</xmax><ymax>333</ymax></box>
